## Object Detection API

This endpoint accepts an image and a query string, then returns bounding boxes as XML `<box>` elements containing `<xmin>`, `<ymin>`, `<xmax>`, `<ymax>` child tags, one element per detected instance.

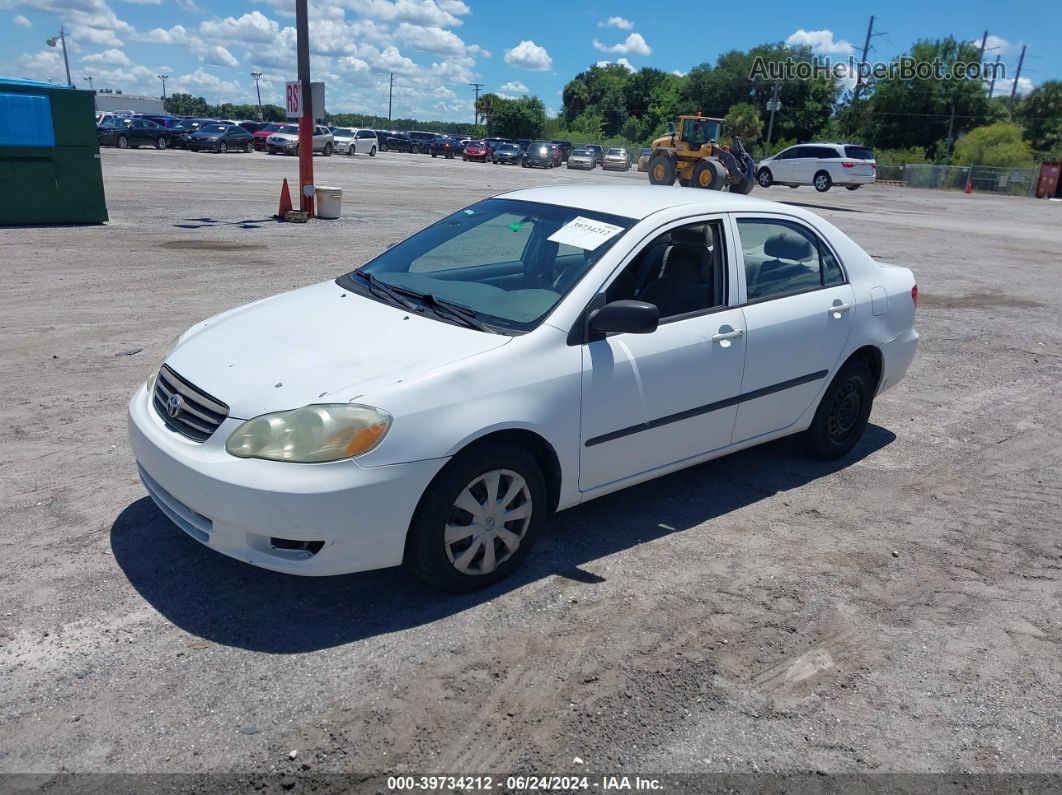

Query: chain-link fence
<box><xmin>876</xmin><ymin>164</ymin><xmax>1039</xmax><ymax>196</ymax></box>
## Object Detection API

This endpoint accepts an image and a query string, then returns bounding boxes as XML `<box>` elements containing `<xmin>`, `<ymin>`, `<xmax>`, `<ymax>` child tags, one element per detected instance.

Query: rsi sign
<box><xmin>286</xmin><ymin>81</ymin><xmax>325</xmax><ymax>119</ymax></box>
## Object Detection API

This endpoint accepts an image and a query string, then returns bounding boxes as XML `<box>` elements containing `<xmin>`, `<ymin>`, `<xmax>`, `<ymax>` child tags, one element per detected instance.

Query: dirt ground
<box><xmin>1</xmin><ymin>148</ymin><xmax>1060</xmax><ymax>787</ymax></box>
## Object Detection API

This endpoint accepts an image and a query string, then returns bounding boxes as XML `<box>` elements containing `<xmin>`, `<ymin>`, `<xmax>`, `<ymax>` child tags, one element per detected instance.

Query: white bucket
<box><xmin>315</xmin><ymin>186</ymin><xmax>343</xmax><ymax>219</ymax></box>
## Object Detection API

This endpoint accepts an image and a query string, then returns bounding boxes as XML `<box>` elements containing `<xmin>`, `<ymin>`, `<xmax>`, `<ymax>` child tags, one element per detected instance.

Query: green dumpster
<box><xmin>0</xmin><ymin>77</ymin><xmax>108</xmax><ymax>224</ymax></box>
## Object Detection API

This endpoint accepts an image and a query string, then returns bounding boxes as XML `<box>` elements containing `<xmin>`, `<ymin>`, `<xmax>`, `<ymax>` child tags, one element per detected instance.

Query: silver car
<box><xmin>602</xmin><ymin>147</ymin><xmax>630</xmax><ymax>172</ymax></box>
<box><xmin>567</xmin><ymin>147</ymin><xmax>595</xmax><ymax>170</ymax></box>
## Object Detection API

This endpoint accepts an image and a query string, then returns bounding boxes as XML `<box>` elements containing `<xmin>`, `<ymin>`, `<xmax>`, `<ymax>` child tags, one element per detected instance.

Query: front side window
<box><xmin>603</xmin><ymin>220</ymin><xmax>727</xmax><ymax>321</ymax></box>
<box><xmin>737</xmin><ymin>218</ymin><xmax>845</xmax><ymax>302</ymax></box>
<box><xmin>340</xmin><ymin>198</ymin><xmax>635</xmax><ymax>331</ymax></box>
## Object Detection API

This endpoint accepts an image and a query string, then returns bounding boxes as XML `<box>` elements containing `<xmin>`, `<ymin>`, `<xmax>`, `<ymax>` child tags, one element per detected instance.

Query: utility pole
<box><xmin>250</xmin><ymin>71</ymin><xmax>263</xmax><ymax>119</ymax></box>
<box><xmin>1008</xmin><ymin>44</ymin><xmax>1026</xmax><ymax>116</ymax></box>
<box><xmin>988</xmin><ymin>54</ymin><xmax>1001</xmax><ymax>97</ymax></box>
<box><xmin>46</xmin><ymin>26</ymin><xmax>72</xmax><ymax>87</ymax></box>
<box><xmin>977</xmin><ymin>31</ymin><xmax>988</xmax><ymax>63</ymax></box>
<box><xmin>295</xmin><ymin>0</ymin><xmax>314</xmax><ymax>216</ymax></box>
<box><xmin>388</xmin><ymin>72</ymin><xmax>393</xmax><ymax>121</ymax></box>
<box><xmin>765</xmin><ymin>81</ymin><xmax>780</xmax><ymax>147</ymax></box>
<box><xmin>157</xmin><ymin>74</ymin><xmax>168</xmax><ymax>103</ymax></box>
<box><xmin>852</xmin><ymin>15</ymin><xmax>875</xmax><ymax>102</ymax></box>
<box><xmin>469</xmin><ymin>82</ymin><xmax>484</xmax><ymax>126</ymax></box>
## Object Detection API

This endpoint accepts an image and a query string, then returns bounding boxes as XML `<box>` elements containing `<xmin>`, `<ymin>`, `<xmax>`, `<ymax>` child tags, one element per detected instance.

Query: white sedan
<box><xmin>128</xmin><ymin>186</ymin><xmax>918</xmax><ymax>592</ymax></box>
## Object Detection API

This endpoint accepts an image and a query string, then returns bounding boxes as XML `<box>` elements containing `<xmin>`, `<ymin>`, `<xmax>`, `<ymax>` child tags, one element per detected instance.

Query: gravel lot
<box><xmin>2</xmin><ymin>148</ymin><xmax>1061</xmax><ymax>786</ymax></box>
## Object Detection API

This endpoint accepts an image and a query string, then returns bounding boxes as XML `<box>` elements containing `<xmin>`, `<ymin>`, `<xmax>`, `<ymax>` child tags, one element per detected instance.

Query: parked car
<box><xmin>522</xmin><ymin>141</ymin><xmax>556</xmax><ymax>168</ymax></box>
<box><xmin>266</xmin><ymin>124</ymin><xmax>334</xmax><ymax>156</ymax></box>
<box><xmin>429</xmin><ymin>136</ymin><xmax>460</xmax><ymax>159</ymax></box>
<box><xmin>514</xmin><ymin>139</ymin><xmax>532</xmax><ymax>152</ymax></box>
<box><xmin>168</xmin><ymin>120</ymin><xmax>199</xmax><ymax>149</ymax></box>
<box><xmin>551</xmin><ymin>140</ymin><xmax>573</xmax><ymax>162</ymax></box>
<box><xmin>251</xmin><ymin>122</ymin><xmax>287</xmax><ymax>151</ymax></box>
<box><xmin>333</xmin><ymin>128</ymin><xmax>379</xmax><ymax>156</ymax></box>
<box><xmin>187</xmin><ymin>123</ymin><xmax>254</xmax><ymax>153</ymax></box>
<box><xmin>376</xmin><ymin>131</ymin><xmax>415</xmax><ymax>153</ymax></box>
<box><xmin>98</xmin><ymin>117</ymin><xmax>171</xmax><ymax>149</ymax></box>
<box><xmin>135</xmin><ymin>114</ymin><xmax>182</xmax><ymax>129</ymax></box>
<box><xmin>756</xmin><ymin>143</ymin><xmax>877</xmax><ymax>192</ymax></box>
<box><xmin>602</xmin><ymin>147</ymin><xmax>631</xmax><ymax>172</ymax></box>
<box><xmin>408</xmin><ymin>130</ymin><xmax>440</xmax><ymax>153</ymax></box>
<box><xmin>566</xmin><ymin>147</ymin><xmax>595</xmax><ymax>170</ymax></box>
<box><xmin>129</xmin><ymin>185</ymin><xmax>918</xmax><ymax>591</ymax></box>
<box><xmin>492</xmin><ymin>142</ymin><xmax>523</xmax><ymax>165</ymax></box>
<box><xmin>580</xmin><ymin>144</ymin><xmax>604</xmax><ymax>166</ymax></box>
<box><xmin>636</xmin><ymin>147</ymin><xmax>651</xmax><ymax>172</ymax></box>
<box><xmin>483</xmin><ymin>137</ymin><xmax>511</xmax><ymax>152</ymax></box>
<box><xmin>237</xmin><ymin>120</ymin><xmax>269</xmax><ymax>134</ymax></box>
<box><xmin>462</xmin><ymin>140</ymin><xmax>491</xmax><ymax>162</ymax></box>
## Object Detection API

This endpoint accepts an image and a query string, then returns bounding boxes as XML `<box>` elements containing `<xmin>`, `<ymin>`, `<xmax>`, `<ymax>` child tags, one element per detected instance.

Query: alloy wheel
<box><xmin>444</xmin><ymin>469</ymin><xmax>532</xmax><ymax>575</ymax></box>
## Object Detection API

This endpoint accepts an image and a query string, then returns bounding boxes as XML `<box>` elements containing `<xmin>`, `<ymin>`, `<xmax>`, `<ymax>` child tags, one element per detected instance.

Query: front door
<box><xmin>579</xmin><ymin>218</ymin><xmax>746</xmax><ymax>491</ymax></box>
<box><xmin>731</xmin><ymin>215</ymin><xmax>855</xmax><ymax>442</ymax></box>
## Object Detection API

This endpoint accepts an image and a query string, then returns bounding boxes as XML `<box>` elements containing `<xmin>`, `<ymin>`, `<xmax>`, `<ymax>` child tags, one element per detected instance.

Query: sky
<box><xmin>0</xmin><ymin>0</ymin><xmax>1057</xmax><ymax>122</ymax></box>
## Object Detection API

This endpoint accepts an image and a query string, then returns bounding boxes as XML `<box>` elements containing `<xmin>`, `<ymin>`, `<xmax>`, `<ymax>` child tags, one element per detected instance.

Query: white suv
<box><xmin>756</xmin><ymin>143</ymin><xmax>876</xmax><ymax>192</ymax></box>
<box><xmin>332</xmin><ymin>128</ymin><xmax>378</xmax><ymax>156</ymax></box>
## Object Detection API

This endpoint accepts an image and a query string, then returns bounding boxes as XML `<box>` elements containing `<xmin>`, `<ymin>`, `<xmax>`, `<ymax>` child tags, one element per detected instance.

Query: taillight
<box><xmin>911</xmin><ymin>284</ymin><xmax>918</xmax><ymax>305</ymax></box>
<box><xmin>842</xmin><ymin>161</ymin><xmax>855</xmax><ymax>168</ymax></box>
<box><xmin>871</xmin><ymin>163</ymin><xmax>877</xmax><ymax>170</ymax></box>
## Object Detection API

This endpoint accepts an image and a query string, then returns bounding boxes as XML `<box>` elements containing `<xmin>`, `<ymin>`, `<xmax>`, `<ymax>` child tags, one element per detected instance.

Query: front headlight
<box><xmin>146</xmin><ymin>333</ymin><xmax>183</xmax><ymax>394</ymax></box>
<box><xmin>225</xmin><ymin>404</ymin><xmax>392</xmax><ymax>463</ymax></box>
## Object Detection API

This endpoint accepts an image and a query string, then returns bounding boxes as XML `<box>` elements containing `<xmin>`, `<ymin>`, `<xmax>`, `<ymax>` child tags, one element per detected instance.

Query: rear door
<box><xmin>785</xmin><ymin>146</ymin><xmax>816</xmax><ymax>184</ymax></box>
<box><xmin>731</xmin><ymin>214</ymin><xmax>855</xmax><ymax>442</ymax></box>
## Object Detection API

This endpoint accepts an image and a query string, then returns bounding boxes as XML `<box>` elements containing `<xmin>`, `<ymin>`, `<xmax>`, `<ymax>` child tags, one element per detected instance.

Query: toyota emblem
<box><xmin>166</xmin><ymin>393</ymin><xmax>184</xmax><ymax>418</ymax></box>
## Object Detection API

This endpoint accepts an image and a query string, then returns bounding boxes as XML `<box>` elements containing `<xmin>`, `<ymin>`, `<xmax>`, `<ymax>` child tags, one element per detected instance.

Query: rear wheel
<box><xmin>244</xmin><ymin>141</ymin><xmax>253</xmax><ymax>153</ymax></box>
<box><xmin>218</xmin><ymin>141</ymin><xmax>227</xmax><ymax>154</ymax></box>
<box><xmin>405</xmin><ymin>442</ymin><xmax>546</xmax><ymax>592</ymax></box>
<box><xmin>369</xmin><ymin>146</ymin><xmax>376</xmax><ymax>157</ymax></box>
<box><xmin>647</xmin><ymin>153</ymin><xmax>675</xmax><ymax>185</ymax></box>
<box><xmin>845</xmin><ymin>185</ymin><xmax>860</xmax><ymax>191</ymax></box>
<box><xmin>803</xmin><ymin>358</ymin><xmax>874</xmax><ymax>459</ymax></box>
<box><xmin>692</xmin><ymin>158</ymin><xmax>725</xmax><ymax>190</ymax></box>
<box><xmin>155</xmin><ymin>136</ymin><xmax>167</xmax><ymax>150</ymax></box>
<box><xmin>757</xmin><ymin>167</ymin><xmax>774</xmax><ymax>188</ymax></box>
<box><xmin>323</xmin><ymin>143</ymin><xmax>333</xmax><ymax>156</ymax></box>
<box><xmin>814</xmin><ymin>171</ymin><xmax>832</xmax><ymax>192</ymax></box>
<box><xmin>117</xmin><ymin>135</ymin><xmax>129</xmax><ymax>149</ymax></box>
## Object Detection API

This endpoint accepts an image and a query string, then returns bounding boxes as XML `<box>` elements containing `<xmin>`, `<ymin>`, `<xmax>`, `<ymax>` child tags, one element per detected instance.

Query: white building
<box><xmin>93</xmin><ymin>91</ymin><xmax>164</xmax><ymax>115</ymax></box>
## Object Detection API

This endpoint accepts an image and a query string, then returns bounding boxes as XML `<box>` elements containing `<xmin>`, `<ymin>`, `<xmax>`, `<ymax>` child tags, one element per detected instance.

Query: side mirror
<box><xmin>589</xmin><ymin>300</ymin><xmax>659</xmax><ymax>336</ymax></box>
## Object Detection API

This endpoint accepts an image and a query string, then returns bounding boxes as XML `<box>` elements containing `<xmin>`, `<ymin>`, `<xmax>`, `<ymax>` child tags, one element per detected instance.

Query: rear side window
<box><xmin>845</xmin><ymin>146</ymin><xmax>874</xmax><ymax>160</ymax></box>
<box><xmin>812</xmin><ymin>146</ymin><xmax>840</xmax><ymax>159</ymax></box>
<box><xmin>737</xmin><ymin>218</ymin><xmax>846</xmax><ymax>302</ymax></box>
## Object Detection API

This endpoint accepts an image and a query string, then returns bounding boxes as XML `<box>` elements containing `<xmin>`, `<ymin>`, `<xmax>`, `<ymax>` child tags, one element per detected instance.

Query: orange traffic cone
<box><xmin>276</xmin><ymin>178</ymin><xmax>293</xmax><ymax>219</ymax></box>
<box><xmin>964</xmin><ymin>174</ymin><xmax>973</xmax><ymax>194</ymax></box>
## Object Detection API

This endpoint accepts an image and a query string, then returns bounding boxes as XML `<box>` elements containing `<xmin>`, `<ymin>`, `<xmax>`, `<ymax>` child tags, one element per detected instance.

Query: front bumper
<box><xmin>334</xmin><ymin>141</ymin><xmax>352</xmax><ymax>153</ymax></box>
<box><xmin>127</xmin><ymin>385</ymin><xmax>448</xmax><ymax>576</ymax></box>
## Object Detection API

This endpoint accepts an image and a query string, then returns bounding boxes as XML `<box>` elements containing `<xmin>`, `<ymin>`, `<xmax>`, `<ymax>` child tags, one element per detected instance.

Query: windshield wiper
<box><xmin>382</xmin><ymin>283</ymin><xmax>498</xmax><ymax>333</ymax></box>
<box><xmin>353</xmin><ymin>271</ymin><xmax>420</xmax><ymax>311</ymax></box>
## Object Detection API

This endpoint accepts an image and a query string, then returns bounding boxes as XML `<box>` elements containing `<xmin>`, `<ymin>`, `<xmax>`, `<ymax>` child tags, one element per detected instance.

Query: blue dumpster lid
<box><xmin>0</xmin><ymin>76</ymin><xmax>73</xmax><ymax>89</ymax></box>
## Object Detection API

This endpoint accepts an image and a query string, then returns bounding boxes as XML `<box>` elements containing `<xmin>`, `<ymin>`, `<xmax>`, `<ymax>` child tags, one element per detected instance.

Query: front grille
<box><xmin>152</xmin><ymin>365</ymin><xmax>229</xmax><ymax>442</ymax></box>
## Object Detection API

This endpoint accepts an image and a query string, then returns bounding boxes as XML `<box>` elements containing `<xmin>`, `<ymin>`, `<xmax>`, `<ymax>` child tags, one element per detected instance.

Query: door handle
<box><xmin>829</xmin><ymin>302</ymin><xmax>852</xmax><ymax>316</ymax></box>
<box><xmin>712</xmin><ymin>328</ymin><xmax>745</xmax><ymax>343</ymax></box>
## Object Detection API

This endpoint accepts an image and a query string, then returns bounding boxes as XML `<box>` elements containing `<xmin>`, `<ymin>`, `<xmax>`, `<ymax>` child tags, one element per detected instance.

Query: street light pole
<box><xmin>46</xmin><ymin>26</ymin><xmax>72</xmax><ymax>87</ymax></box>
<box><xmin>84</xmin><ymin>76</ymin><xmax>94</xmax><ymax>91</ymax></box>
<box><xmin>250</xmin><ymin>71</ymin><xmax>263</xmax><ymax>119</ymax></box>
<box><xmin>157</xmin><ymin>74</ymin><xmax>168</xmax><ymax>104</ymax></box>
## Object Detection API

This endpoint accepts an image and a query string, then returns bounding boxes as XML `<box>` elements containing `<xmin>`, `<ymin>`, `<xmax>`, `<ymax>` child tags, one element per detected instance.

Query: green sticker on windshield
<box><xmin>508</xmin><ymin>222</ymin><xmax>524</xmax><ymax>232</ymax></box>
<box><xmin>463</xmin><ymin>209</ymin><xmax>474</xmax><ymax>215</ymax></box>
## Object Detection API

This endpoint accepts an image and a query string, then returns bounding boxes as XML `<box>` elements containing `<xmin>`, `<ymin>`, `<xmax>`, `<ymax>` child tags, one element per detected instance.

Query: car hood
<box><xmin>269</xmin><ymin>133</ymin><xmax>298</xmax><ymax>141</ymax></box>
<box><xmin>165</xmin><ymin>280</ymin><xmax>512</xmax><ymax>419</ymax></box>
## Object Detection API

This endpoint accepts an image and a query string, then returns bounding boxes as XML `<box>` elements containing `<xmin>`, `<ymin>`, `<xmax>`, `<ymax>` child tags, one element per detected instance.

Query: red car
<box><xmin>462</xmin><ymin>140</ymin><xmax>491</xmax><ymax>162</ymax></box>
<box><xmin>251</xmin><ymin>122</ymin><xmax>287</xmax><ymax>151</ymax></box>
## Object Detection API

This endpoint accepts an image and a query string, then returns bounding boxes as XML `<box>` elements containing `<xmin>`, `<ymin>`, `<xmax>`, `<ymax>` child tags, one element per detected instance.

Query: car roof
<box><xmin>494</xmin><ymin>185</ymin><xmax>800</xmax><ymax>221</ymax></box>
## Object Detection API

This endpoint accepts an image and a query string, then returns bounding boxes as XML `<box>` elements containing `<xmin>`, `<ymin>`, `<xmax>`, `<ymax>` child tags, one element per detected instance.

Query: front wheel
<box><xmin>803</xmin><ymin>358</ymin><xmax>874</xmax><ymax>459</ymax></box>
<box><xmin>692</xmin><ymin>158</ymin><xmax>726</xmax><ymax>190</ymax></box>
<box><xmin>814</xmin><ymin>171</ymin><xmax>832</xmax><ymax>192</ymax></box>
<box><xmin>117</xmin><ymin>135</ymin><xmax>129</xmax><ymax>149</ymax></box>
<box><xmin>846</xmin><ymin>185</ymin><xmax>860</xmax><ymax>191</ymax></box>
<box><xmin>405</xmin><ymin>443</ymin><xmax>546</xmax><ymax>592</ymax></box>
<box><xmin>757</xmin><ymin>168</ymin><xmax>774</xmax><ymax>188</ymax></box>
<box><xmin>647</xmin><ymin>153</ymin><xmax>675</xmax><ymax>185</ymax></box>
<box><xmin>369</xmin><ymin>146</ymin><xmax>376</xmax><ymax>157</ymax></box>
<box><xmin>244</xmin><ymin>141</ymin><xmax>253</xmax><ymax>153</ymax></box>
<box><xmin>155</xmin><ymin>136</ymin><xmax>167</xmax><ymax>150</ymax></box>
<box><xmin>323</xmin><ymin>143</ymin><xmax>333</xmax><ymax>156</ymax></box>
<box><xmin>218</xmin><ymin>141</ymin><xmax>228</xmax><ymax>153</ymax></box>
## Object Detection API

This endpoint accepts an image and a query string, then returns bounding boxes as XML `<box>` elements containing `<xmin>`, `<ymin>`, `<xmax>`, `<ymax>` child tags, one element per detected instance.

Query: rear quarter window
<box><xmin>844</xmin><ymin>146</ymin><xmax>875</xmax><ymax>160</ymax></box>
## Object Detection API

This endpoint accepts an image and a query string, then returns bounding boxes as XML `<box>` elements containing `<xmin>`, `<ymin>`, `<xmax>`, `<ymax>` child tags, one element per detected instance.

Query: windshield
<box><xmin>571</xmin><ymin>149</ymin><xmax>590</xmax><ymax>156</ymax></box>
<box><xmin>275</xmin><ymin>125</ymin><xmax>298</xmax><ymax>134</ymax></box>
<box><xmin>499</xmin><ymin>144</ymin><xmax>519</xmax><ymax>151</ymax></box>
<box><xmin>333</xmin><ymin>128</ymin><xmax>354</xmax><ymax>136</ymax></box>
<box><xmin>99</xmin><ymin>118</ymin><xmax>127</xmax><ymax>128</ymax></box>
<box><xmin>340</xmin><ymin>198</ymin><xmax>635</xmax><ymax>332</ymax></box>
<box><xmin>607</xmin><ymin>148</ymin><xmax>625</xmax><ymax>156</ymax></box>
<box><xmin>199</xmin><ymin>124</ymin><xmax>228</xmax><ymax>133</ymax></box>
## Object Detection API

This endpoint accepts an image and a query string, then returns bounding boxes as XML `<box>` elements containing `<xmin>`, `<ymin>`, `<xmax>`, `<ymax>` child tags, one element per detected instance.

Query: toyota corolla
<box><xmin>128</xmin><ymin>186</ymin><xmax>918</xmax><ymax>592</ymax></box>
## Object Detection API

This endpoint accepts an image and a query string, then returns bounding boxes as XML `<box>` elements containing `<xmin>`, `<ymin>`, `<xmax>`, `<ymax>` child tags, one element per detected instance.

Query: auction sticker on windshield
<box><xmin>548</xmin><ymin>216</ymin><xmax>625</xmax><ymax>250</ymax></box>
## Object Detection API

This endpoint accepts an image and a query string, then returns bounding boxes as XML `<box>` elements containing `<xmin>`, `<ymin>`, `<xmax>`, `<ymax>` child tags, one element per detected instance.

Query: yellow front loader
<box><xmin>646</xmin><ymin>114</ymin><xmax>756</xmax><ymax>193</ymax></box>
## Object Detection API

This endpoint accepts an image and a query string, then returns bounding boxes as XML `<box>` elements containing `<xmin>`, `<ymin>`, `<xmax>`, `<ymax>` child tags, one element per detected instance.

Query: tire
<box><xmin>757</xmin><ymin>167</ymin><xmax>774</xmax><ymax>188</ymax></box>
<box><xmin>155</xmin><ymin>136</ymin><xmax>167</xmax><ymax>150</ymax></box>
<box><xmin>845</xmin><ymin>185</ymin><xmax>860</xmax><ymax>191</ymax></box>
<box><xmin>647</xmin><ymin>153</ymin><xmax>675</xmax><ymax>185</ymax></box>
<box><xmin>803</xmin><ymin>358</ymin><xmax>874</xmax><ymax>460</ymax></box>
<box><xmin>218</xmin><ymin>141</ymin><xmax>227</xmax><ymax>154</ymax></box>
<box><xmin>117</xmin><ymin>135</ymin><xmax>129</xmax><ymax>149</ymax></box>
<box><xmin>692</xmin><ymin>158</ymin><xmax>726</xmax><ymax>190</ymax></box>
<box><xmin>814</xmin><ymin>171</ymin><xmax>832</xmax><ymax>192</ymax></box>
<box><xmin>323</xmin><ymin>143</ymin><xmax>332</xmax><ymax>156</ymax></box>
<box><xmin>431</xmin><ymin>152</ymin><xmax>437</xmax><ymax>158</ymax></box>
<box><xmin>293</xmin><ymin>145</ymin><xmax>299</xmax><ymax>157</ymax></box>
<box><xmin>369</xmin><ymin>146</ymin><xmax>376</xmax><ymax>157</ymax></box>
<box><xmin>245</xmin><ymin>141</ymin><xmax>253</xmax><ymax>153</ymax></box>
<box><xmin>405</xmin><ymin>442</ymin><xmax>546</xmax><ymax>592</ymax></box>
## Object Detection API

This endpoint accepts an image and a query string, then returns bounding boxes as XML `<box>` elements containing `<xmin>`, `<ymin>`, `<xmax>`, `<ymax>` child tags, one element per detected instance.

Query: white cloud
<box><xmin>175</xmin><ymin>0</ymin><xmax>198</xmax><ymax>10</ymax></box>
<box><xmin>595</xmin><ymin>58</ymin><xmax>635</xmax><ymax>73</ymax></box>
<box><xmin>592</xmin><ymin>32</ymin><xmax>651</xmax><ymax>56</ymax></box>
<box><xmin>995</xmin><ymin>75</ymin><xmax>1033</xmax><ymax>97</ymax></box>
<box><xmin>671</xmin><ymin>69</ymin><xmax>687</xmax><ymax>77</ymax></box>
<box><xmin>72</xmin><ymin>25</ymin><xmax>125</xmax><ymax>46</ymax></box>
<box><xmin>971</xmin><ymin>34</ymin><xmax>1010</xmax><ymax>54</ymax></box>
<box><xmin>504</xmin><ymin>39</ymin><xmax>551</xmax><ymax>71</ymax></box>
<box><xmin>133</xmin><ymin>24</ymin><xmax>238</xmax><ymax>66</ymax></box>
<box><xmin>342</xmin><ymin>0</ymin><xmax>469</xmax><ymax>28</ymax></box>
<box><xmin>14</xmin><ymin>14</ymin><xmax>31</xmax><ymax>27</ymax></box>
<box><xmin>199</xmin><ymin>11</ymin><xmax>279</xmax><ymax>44</ymax></box>
<box><xmin>81</xmin><ymin>47</ymin><xmax>131</xmax><ymax>65</ymax></box>
<box><xmin>598</xmin><ymin>16</ymin><xmax>632</xmax><ymax>30</ymax></box>
<box><xmin>786</xmin><ymin>29</ymin><xmax>854</xmax><ymax>56</ymax></box>
<box><xmin>498</xmin><ymin>80</ymin><xmax>527</xmax><ymax>93</ymax></box>
<box><xmin>15</xmin><ymin>50</ymin><xmax>66</xmax><ymax>82</ymax></box>
<box><xmin>120</xmin><ymin>0</ymin><xmax>161</xmax><ymax>5</ymax></box>
<box><xmin>395</xmin><ymin>22</ymin><xmax>467</xmax><ymax>56</ymax></box>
